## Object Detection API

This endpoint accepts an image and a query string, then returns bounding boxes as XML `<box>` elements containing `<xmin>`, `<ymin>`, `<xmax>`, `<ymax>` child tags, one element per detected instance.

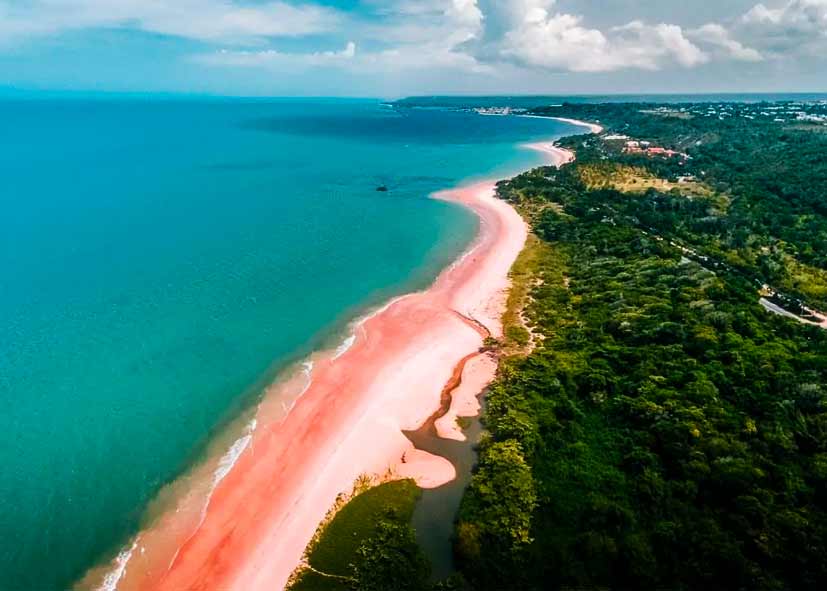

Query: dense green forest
<box><xmin>306</xmin><ymin>103</ymin><xmax>827</xmax><ymax>590</ymax></box>
<box><xmin>455</xmin><ymin>103</ymin><xmax>827</xmax><ymax>591</ymax></box>
<box><xmin>539</xmin><ymin>102</ymin><xmax>827</xmax><ymax>309</ymax></box>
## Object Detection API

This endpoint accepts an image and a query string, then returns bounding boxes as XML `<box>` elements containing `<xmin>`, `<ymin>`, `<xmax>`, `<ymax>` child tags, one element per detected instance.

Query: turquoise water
<box><xmin>0</xmin><ymin>98</ymin><xmax>572</xmax><ymax>590</ymax></box>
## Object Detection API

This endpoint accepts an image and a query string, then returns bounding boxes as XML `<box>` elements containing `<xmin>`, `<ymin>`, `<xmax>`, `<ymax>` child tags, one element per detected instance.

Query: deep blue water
<box><xmin>0</xmin><ymin>98</ymin><xmax>573</xmax><ymax>589</ymax></box>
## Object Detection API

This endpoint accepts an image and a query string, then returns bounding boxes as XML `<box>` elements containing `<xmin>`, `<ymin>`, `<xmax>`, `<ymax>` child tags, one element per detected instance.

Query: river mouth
<box><xmin>403</xmin><ymin>391</ymin><xmax>486</xmax><ymax>581</ymax></box>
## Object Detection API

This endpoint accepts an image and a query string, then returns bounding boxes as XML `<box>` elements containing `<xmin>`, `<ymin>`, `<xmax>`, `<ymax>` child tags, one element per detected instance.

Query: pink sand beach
<box><xmin>549</xmin><ymin>116</ymin><xmax>604</xmax><ymax>135</ymax></box>
<box><xmin>79</xmin><ymin>123</ymin><xmax>602</xmax><ymax>591</ymax></box>
<box><xmin>522</xmin><ymin>116</ymin><xmax>602</xmax><ymax>166</ymax></box>
<box><xmin>79</xmin><ymin>180</ymin><xmax>527</xmax><ymax>591</ymax></box>
<box><xmin>522</xmin><ymin>142</ymin><xmax>576</xmax><ymax>167</ymax></box>
<box><xmin>519</xmin><ymin>114</ymin><xmax>604</xmax><ymax>136</ymax></box>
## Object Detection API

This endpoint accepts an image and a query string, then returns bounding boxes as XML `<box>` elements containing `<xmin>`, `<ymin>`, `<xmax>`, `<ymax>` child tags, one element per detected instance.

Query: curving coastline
<box><xmin>519</xmin><ymin>113</ymin><xmax>605</xmax><ymax>136</ymax></box>
<box><xmin>522</xmin><ymin>118</ymin><xmax>602</xmax><ymax>167</ymax></box>
<box><xmin>80</xmin><ymin>119</ymin><xmax>599</xmax><ymax>591</ymax></box>
<box><xmin>522</xmin><ymin>142</ymin><xmax>577</xmax><ymax>167</ymax></box>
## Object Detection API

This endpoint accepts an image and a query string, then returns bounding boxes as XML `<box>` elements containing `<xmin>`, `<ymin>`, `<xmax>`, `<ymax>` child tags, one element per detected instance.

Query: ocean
<box><xmin>0</xmin><ymin>98</ymin><xmax>573</xmax><ymax>590</ymax></box>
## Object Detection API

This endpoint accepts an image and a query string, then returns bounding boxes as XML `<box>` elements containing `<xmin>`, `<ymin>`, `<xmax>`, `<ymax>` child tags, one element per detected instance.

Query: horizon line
<box><xmin>2</xmin><ymin>87</ymin><xmax>827</xmax><ymax>102</ymax></box>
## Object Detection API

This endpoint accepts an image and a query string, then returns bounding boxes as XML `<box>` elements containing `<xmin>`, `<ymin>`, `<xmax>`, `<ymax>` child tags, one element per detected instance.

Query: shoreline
<box><xmin>522</xmin><ymin>141</ymin><xmax>576</xmax><ymax>168</ymax></box>
<box><xmin>521</xmin><ymin>115</ymin><xmax>602</xmax><ymax>168</ymax></box>
<box><xmin>519</xmin><ymin>113</ymin><xmax>605</xmax><ymax>135</ymax></box>
<box><xmin>79</xmin><ymin>181</ymin><xmax>528</xmax><ymax>591</ymax></box>
<box><xmin>80</xmin><ymin>119</ymin><xmax>600</xmax><ymax>591</ymax></box>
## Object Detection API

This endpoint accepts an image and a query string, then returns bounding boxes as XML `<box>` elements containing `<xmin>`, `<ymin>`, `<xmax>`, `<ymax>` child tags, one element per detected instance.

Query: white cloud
<box><xmin>0</xmin><ymin>0</ymin><xmax>341</xmax><ymax>45</ymax></box>
<box><xmin>742</xmin><ymin>3</ymin><xmax>785</xmax><ymax>25</ymax></box>
<box><xmin>500</xmin><ymin>11</ymin><xmax>610</xmax><ymax>72</ymax></box>
<box><xmin>496</xmin><ymin>1</ymin><xmax>707</xmax><ymax>72</ymax></box>
<box><xmin>10</xmin><ymin>0</ymin><xmax>821</xmax><ymax>84</ymax></box>
<box><xmin>691</xmin><ymin>23</ymin><xmax>763</xmax><ymax>61</ymax></box>
<box><xmin>613</xmin><ymin>21</ymin><xmax>709</xmax><ymax>68</ymax></box>
<box><xmin>192</xmin><ymin>0</ymin><xmax>710</xmax><ymax>76</ymax></box>
<box><xmin>201</xmin><ymin>41</ymin><xmax>357</xmax><ymax>68</ymax></box>
<box><xmin>739</xmin><ymin>0</ymin><xmax>827</xmax><ymax>55</ymax></box>
<box><xmin>360</xmin><ymin>0</ymin><xmax>482</xmax><ymax>47</ymax></box>
<box><xmin>203</xmin><ymin>38</ymin><xmax>493</xmax><ymax>78</ymax></box>
<box><xmin>194</xmin><ymin>0</ymin><xmax>490</xmax><ymax>79</ymax></box>
<box><xmin>449</xmin><ymin>0</ymin><xmax>485</xmax><ymax>29</ymax></box>
<box><xmin>339</xmin><ymin>0</ymin><xmax>487</xmax><ymax>73</ymax></box>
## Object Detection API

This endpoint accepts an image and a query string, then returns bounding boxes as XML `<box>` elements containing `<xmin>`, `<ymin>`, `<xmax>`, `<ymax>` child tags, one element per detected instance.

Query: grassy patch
<box><xmin>782</xmin><ymin>254</ymin><xmax>827</xmax><ymax>308</ymax></box>
<box><xmin>578</xmin><ymin>162</ymin><xmax>717</xmax><ymax>201</ymax></box>
<box><xmin>503</xmin><ymin>234</ymin><xmax>557</xmax><ymax>353</ymax></box>
<box><xmin>289</xmin><ymin>479</ymin><xmax>421</xmax><ymax>590</ymax></box>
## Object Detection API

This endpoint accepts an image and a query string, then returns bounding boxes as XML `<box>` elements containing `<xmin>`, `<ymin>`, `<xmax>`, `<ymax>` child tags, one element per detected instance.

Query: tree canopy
<box><xmin>457</xmin><ymin>102</ymin><xmax>827</xmax><ymax>591</ymax></box>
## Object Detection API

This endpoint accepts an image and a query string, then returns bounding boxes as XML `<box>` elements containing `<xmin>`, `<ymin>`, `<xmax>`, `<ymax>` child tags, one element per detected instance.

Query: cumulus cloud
<box><xmin>192</xmin><ymin>0</ymin><xmax>711</xmax><ymax>75</ymax></box>
<box><xmin>499</xmin><ymin>10</ymin><xmax>611</xmax><ymax>72</ymax></box>
<box><xmin>449</xmin><ymin>0</ymin><xmax>485</xmax><ymax>29</ymax></box>
<box><xmin>492</xmin><ymin>0</ymin><xmax>707</xmax><ymax>72</ymax></box>
<box><xmin>690</xmin><ymin>23</ymin><xmax>763</xmax><ymax>61</ymax></box>
<box><xmin>341</xmin><ymin>0</ymin><xmax>487</xmax><ymax>73</ymax></box>
<box><xmin>361</xmin><ymin>0</ymin><xmax>482</xmax><ymax>48</ymax></box>
<box><xmin>202</xmin><ymin>1</ymin><xmax>489</xmax><ymax>75</ymax></box>
<box><xmin>739</xmin><ymin>0</ymin><xmax>827</xmax><ymax>56</ymax></box>
<box><xmin>4</xmin><ymin>0</ymin><xmax>824</xmax><ymax>81</ymax></box>
<box><xmin>0</xmin><ymin>0</ymin><xmax>341</xmax><ymax>45</ymax></box>
<box><xmin>612</xmin><ymin>21</ymin><xmax>709</xmax><ymax>68</ymax></box>
<box><xmin>743</xmin><ymin>3</ymin><xmax>785</xmax><ymax>25</ymax></box>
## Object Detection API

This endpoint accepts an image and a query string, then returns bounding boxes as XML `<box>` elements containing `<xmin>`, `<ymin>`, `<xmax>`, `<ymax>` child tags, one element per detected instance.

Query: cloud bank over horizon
<box><xmin>0</xmin><ymin>0</ymin><xmax>825</xmax><ymax>95</ymax></box>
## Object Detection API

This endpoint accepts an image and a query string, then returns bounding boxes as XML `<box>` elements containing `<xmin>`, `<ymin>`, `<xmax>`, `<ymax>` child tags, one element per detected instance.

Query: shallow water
<box><xmin>405</xmin><ymin>398</ymin><xmax>486</xmax><ymax>580</ymax></box>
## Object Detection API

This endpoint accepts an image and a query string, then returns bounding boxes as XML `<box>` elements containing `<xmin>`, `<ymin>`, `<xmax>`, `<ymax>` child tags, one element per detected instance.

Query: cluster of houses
<box><xmin>473</xmin><ymin>106</ymin><xmax>525</xmax><ymax>116</ymax></box>
<box><xmin>643</xmin><ymin>102</ymin><xmax>827</xmax><ymax>124</ymax></box>
<box><xmin>796</xmin><ymin>112</ymin><xmax>827</xmax><ymax>124</ymax></box>
<box><xmin>622</xmin><ymin>140</ymin><xmax>689</xmax><ymax>160</ymax></box>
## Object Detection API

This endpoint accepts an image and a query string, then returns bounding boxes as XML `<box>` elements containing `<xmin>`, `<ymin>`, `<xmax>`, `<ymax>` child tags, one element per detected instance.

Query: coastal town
<box><xmin>639</xmin><ymin>100</ymin><xmax>827</xmax><ymax>124</ymax></box>
<box><xmin>465</xmin><ymin>100</ymin><xmax>827</xmax><ymax>127</ymax></box>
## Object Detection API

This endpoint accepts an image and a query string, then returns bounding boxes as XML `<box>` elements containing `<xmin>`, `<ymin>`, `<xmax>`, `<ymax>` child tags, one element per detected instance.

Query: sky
<box><xmin>0</xmin><ymin>0</ymin><xmax>825</xmax><ymax>97</ymax></box>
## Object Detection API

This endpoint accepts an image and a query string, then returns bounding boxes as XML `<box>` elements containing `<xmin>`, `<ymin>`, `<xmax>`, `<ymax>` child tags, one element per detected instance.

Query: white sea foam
<box><xmin>212</xmin><ymin>420</ymin><xmax>256</xmax><ymax>489</ymax></box>
<box><xmin>332</xmin><ymin>334</ymin><xmax>356</xmax><ymax>360</ymax></box>
<box><xmin>278</xmin><ymin>358</ymin><xmax>317</xmax><ymax>417</ymax></box>
<box><xmin>212</xmin><ymin>434</ymin><xmax>250</xmax><ymax>487</ymax></box>
<box><xmin>296</xmin><ymin>360</ymin><xmax>315</xmax><ymax>397</ymax></box>
<box><xmin>301</xmin><ymin>360</ymin><xmax>314</xmax><ymax>376</ymax></box>
<box><xmin>354</xmin><ymin>293</ymin><xmax>413</xmax><ymax>330</ymax></box>
<box><xmin>163</xmin><ymin>417</ymin><xmax>259</xmax><ymax>574</ymax></box>
<box><xmin>95</xmin><ymin>538</ymin><xmax>139</xmax><ymax>591</ymax></box>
